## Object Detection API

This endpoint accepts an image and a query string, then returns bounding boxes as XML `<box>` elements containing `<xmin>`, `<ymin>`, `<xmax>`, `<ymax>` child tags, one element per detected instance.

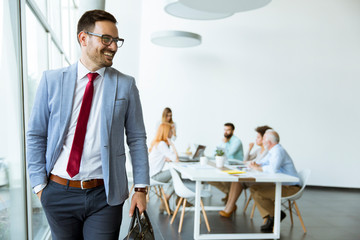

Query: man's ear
<box><xmin>78</xmin><ymin>32</ymin><xmax>87</xmax><ymax>47</ymax></box>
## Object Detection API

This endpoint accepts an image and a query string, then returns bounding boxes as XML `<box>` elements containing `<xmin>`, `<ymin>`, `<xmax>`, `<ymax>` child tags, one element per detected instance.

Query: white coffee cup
<box><xmin>200</xmin><ymin>156</ymin><xmax>208</xmax><ymax>166</ymax></box>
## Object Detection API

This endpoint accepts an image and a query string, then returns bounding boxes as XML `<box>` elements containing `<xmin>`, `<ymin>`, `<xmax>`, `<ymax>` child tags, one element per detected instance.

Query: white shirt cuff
<box><xmin>33</xmin><ymin>183</ymin><xmax>47</xmax><ymax>194</ymax></box>
<box><xmin>134</xmin><ymin>184</ymin><xmax>148</xmax><ymax>188</ymax></box>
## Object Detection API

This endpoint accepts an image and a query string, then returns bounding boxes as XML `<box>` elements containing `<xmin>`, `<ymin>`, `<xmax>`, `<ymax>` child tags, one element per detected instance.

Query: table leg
<box><xmin>194</xmin><ymin>180</ymin><xmax>201</xmax><ymax>240</ymax></box>
<box><xmin>273</xmin><ymin>182</ymin><xmax>282</xmax><ymax>238</ymax></box>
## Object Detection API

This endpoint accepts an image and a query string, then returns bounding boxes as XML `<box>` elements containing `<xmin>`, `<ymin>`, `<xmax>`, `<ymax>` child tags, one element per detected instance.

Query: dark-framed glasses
<box><xmin>85</xmin><ymin>31</ymin><xmax>124</xmax><ymax>48</ymax></box>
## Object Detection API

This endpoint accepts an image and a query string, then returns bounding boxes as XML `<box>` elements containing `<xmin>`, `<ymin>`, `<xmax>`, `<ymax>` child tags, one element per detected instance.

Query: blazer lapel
<box><xmin>59</xmin><ymin>63</ymin><xmax>77</xmax><ymax>137</ymax></box>
<box><xmin>101</xmin><ymin>68</ymin><xmax>117</xmax><ymax>146</ymax></box>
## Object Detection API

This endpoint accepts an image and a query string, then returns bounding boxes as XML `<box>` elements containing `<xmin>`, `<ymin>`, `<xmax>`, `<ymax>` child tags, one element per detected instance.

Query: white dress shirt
<box><xmin>34</xmin><ymin>61</ymin><xmax>104</xmax><ymax>193</ymax></box>
<box><xmin>50</xmin><ymin>60</ymin><xmax>105</xmax><ymax>180</ymax></box>
<box><xmin>149</xmin><ymin>141</ymin><xmax>177</xmax><ymax>177</ymax></box>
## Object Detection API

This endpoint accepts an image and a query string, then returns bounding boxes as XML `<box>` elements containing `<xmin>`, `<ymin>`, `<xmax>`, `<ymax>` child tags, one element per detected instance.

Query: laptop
<box><xmin>179</xmin><ymin>145</ymin><xmax>206</xmax><ymax>162</ymax></box>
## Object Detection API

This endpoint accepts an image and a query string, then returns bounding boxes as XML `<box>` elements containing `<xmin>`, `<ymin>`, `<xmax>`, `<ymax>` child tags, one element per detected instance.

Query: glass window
<box><xmin>0</xmin><ymin>0</ymin><xmax>27</xmax><ymax>239</ymax></box>
<box><xmin>33</xmin><ymin>0</ymin><xmax>47</xmax><ymax>19</ymax></box>
<box><xmin>61</xmin><ymin>0</ymin><xmax>71</xmax><ymax>56</ymax></box>
<box><xmin>25</xmin><ymin>4</ymin><xmax>49</xmax><ymax>239</ymax></box>
<box><xmin>49</xmin><ymin>39</ymin><xmax>63</xmax><ymax>69</ymax></box>
<box><xmin>69</xmin><ymin>2</ymin><xmax>80</xmax><ymax>63</ymax></box>
<box><xmin>48</xmin><ymin>0</ymin><xmax>61</xmax><ymax>41</ymax></box>
<box><xmin>1</xmin><ymin>0</ymin><xmax>79</xmax><ymax>239</ymax></box>
<box><xmin>25</xmin><ymin>5</ymin><xmax>48</xmax><ymax>113</ymax></box>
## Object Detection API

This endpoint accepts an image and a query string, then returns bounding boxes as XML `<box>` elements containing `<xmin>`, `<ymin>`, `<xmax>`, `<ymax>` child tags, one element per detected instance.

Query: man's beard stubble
<box><xmin>224</xmin><ymin>133</ymin><xmax>233</xmax><ymax>139</ymax></box>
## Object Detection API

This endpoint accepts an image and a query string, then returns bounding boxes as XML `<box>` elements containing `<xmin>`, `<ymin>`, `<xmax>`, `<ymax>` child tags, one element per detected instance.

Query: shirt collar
<box><xmin>268</xmin><ymin>143</ymin><xmax>280</xmax><ymax>154</ymax></box>
<box><xmin>228</xmin><ymin>135</ymin><xmax>235</xmax><ymax>142</ymax></box>
<box><xmin>77</xmin><ymin>60</ymin><xmax>106</xmax><ymax>80</ymax></box>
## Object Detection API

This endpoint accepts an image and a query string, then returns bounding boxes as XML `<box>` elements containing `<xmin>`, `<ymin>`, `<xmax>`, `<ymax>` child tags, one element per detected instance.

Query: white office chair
<box><xmin>243</xmin><ymin>169</ymin><xmax>311</xmax><ymax>230</ymax></box>
<box><xmin>282</xmin><ymin>169</ymin><xmax>311</xmax><ymax>233</ymax></box>
<box><xmin>169</xmin><ymin>168</ymin><xmax>211</xmax><ymax>233</ymax></box>
<box><xmin>243</xmin><ymin>191</ymin><xmax>257</xmax><ymax>219</ymax></box>
<box><xmin>148</xmin><ymin>178</ymin><xmax>172</xmax><ymax>215</ymax></box>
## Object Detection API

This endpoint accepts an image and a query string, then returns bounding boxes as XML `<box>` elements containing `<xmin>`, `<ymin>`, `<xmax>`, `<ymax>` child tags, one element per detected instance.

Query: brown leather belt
<box><xmin>50</xmin><ymin>174</ymin><xmax>104</xmax><ymax>189</ymax></box>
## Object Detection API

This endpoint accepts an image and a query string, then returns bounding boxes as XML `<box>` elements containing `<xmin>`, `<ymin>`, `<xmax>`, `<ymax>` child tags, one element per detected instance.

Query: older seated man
<box><xmin>249</xmin><ymin>130</ymin><xmax>300</xmax><ymax>232</ymax></box>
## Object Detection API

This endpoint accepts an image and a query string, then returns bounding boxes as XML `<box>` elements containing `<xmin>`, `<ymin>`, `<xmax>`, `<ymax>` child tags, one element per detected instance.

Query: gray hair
<box><xmin>265</xmin><ymin>129</ymin><xmax>280</xmax><ymax>144</ymax></box>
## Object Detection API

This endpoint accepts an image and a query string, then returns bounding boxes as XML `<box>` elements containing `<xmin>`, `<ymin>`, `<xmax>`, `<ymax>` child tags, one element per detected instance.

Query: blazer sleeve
<box><xmin>125</xmin><ymin>78</ymin><xmax>150</xmax><ymax>185</ymax></box>
<box><xmin>26</xmin><ymin>71</ymin><xmax>50</xmax><ymax>189</ymax></box>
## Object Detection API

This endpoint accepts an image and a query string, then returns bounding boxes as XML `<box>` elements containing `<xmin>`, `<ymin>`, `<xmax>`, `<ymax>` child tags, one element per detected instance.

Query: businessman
<box><xmin>26</xmin><ymin>10</ymin><xmax>149</xmax><ymax>239</ymax></box>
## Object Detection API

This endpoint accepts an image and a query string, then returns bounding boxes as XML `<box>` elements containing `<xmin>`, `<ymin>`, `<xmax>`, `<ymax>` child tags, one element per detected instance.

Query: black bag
<box><xmin>123</xmin><ymin>207</ymin><xmax>155</xmax><ymax>240</ymax></box>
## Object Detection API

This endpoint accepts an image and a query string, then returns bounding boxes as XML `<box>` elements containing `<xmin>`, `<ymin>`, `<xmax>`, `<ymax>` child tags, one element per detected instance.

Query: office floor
<box><xmin>119</xmin><ymin>185</ymin><xmax>360</xmax><ymax>240</ymax></box>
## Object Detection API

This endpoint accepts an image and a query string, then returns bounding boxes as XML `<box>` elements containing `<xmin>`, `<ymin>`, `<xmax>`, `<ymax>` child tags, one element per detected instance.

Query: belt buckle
<box><xmin>80</xmin><ymin>180</ymin><xmax>90</xmax><ymax>189</ymax></box>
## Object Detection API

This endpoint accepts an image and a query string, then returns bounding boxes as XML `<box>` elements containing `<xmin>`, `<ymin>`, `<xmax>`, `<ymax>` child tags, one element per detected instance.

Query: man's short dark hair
<box><xmin>255</xmin><ymin>125</ymin><xmax>272</xmax><ymax>137</ymax></box>
<box><xmin>77</xmin><ymin>10</ymin><xmax>117</xmax><ymax>41</ymax></box>
<box><xmin>224</xmin><ymin>123</ymin><xmax>235</xmax><ymax>131</ymax></box>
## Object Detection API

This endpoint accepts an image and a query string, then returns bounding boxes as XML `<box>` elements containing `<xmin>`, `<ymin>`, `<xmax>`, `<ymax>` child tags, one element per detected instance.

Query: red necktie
<box><xmin>66</xmin><ymin>72</ymin><xmax>99</xmax><ymax>178</ymax></box>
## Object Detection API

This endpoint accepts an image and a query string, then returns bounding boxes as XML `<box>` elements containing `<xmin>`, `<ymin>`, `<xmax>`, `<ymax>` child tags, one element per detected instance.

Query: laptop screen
<box><xmin>192</xmin><ymin>145</ymin><xmax>206</xmax><ymax>159</ymax></box>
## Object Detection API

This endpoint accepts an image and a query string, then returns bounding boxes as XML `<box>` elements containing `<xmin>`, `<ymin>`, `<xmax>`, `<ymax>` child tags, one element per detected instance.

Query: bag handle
<box><xmin>128</xmin><ymin>207</ymin><xmax>142</xmax><ymax>234</ymax></box>
<box><xmin>142</xmin><ymin>210</ymin><xmax>153</xmax><ymax>231</ymax></box>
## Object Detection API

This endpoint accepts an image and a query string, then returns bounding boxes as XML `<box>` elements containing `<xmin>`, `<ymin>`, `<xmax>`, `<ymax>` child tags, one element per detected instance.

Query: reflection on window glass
<box><xmin>25</xmin><ymin>4</ymin><xmax>49</xmax><ymax>239</ymax></box>
<box><xmin>0</xmin><ymin>0</ymin><xmax>27</xmax><ymax>239</ymax></box>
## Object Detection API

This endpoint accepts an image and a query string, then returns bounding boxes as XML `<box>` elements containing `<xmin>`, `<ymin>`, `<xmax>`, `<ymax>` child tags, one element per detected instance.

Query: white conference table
<box><xmin>169</xmin><ymin>161</ymin><xmax>299</xmax><ymax>240</ymax></box>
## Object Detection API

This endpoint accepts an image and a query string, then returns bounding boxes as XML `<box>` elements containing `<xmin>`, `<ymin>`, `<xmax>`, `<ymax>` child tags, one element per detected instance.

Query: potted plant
<box><xmin>215</xmin><ymin>150</ymin><xmax>226</xmax><ymax>168</ymax></box>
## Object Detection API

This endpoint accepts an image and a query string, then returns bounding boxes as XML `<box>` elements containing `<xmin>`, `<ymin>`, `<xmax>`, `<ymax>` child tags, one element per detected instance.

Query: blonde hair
<box><xmin>161</xmin><ymin>107</ymin><xmax>173</xmax><ymax>124</ymax></box>
<box><xmin>149</xmin><ymin>122</ymin><xmax>172</xmax><ymax>152</ymax></box>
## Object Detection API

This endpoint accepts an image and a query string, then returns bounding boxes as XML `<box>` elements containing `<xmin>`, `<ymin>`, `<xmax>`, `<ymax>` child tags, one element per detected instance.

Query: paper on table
<box><xmin>222</xmin><ymin>170</ymin><xmax>246</xmax><ymax>174</ymax></box>
<box><xmin>183</xmin><ymin>163</ymin><xmax>214</xmax><ymax>169</ymax></box>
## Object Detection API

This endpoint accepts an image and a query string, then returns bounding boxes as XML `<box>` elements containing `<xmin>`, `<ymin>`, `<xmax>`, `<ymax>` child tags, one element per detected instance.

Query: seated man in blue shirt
<box><xmin>249</xmin><ymin>130</ymin><xmax>300</xmax><ymax>232</ymax></box>
<box><xmin>210</xmin><ymin>123</ymin><xmax>244</xmax><ymax>202</ymax></box>
<box><xmin>219</xmin><ymin>122</ymin><xmax>244</xmax><ymax>161</ymax></box>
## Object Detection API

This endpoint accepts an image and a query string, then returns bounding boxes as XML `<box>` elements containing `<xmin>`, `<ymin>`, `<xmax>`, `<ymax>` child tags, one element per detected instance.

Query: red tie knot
<box><xmin>87</xmin><ymin>72</ymin><xmax>99</xmax><ymax>83</ymax></box>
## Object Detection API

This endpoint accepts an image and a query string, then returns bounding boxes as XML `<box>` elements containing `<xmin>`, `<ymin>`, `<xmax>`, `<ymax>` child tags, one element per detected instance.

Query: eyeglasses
<box><xmin>85</xmin><ymin>31</ymin><xmax>124</xmax><ymax>48</ymax></box>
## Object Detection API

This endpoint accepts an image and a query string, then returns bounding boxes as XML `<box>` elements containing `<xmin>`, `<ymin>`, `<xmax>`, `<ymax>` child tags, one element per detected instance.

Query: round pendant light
<box><xmin>179</xmin><ymin>0</ymin><xmax>272</xmax><ymax>14</ymax></box>
<box><xmin>165</xmin><ymin>0</ymin><xmax>233</xmax><ymax>20</ymax></box>
<box><xmin>151</xmin><ymin>31</ymin><xmax>201</xmax><ymax>48</ymax></box>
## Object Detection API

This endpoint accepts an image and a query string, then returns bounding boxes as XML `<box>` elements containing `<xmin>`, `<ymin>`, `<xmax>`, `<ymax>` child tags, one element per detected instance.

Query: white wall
<box><xmin>106</xmin><ymin>0</ymin><xmax>143</xmax><ymax>80</ymax></box>
<box><xmin>110</xmin><ymin>0</ymin><xmax>360</xmax><ymax>188</ymax></box>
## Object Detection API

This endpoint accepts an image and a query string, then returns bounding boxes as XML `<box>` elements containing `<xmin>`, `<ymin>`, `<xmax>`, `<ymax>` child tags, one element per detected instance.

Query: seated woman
<box><xmin>157</xmin><ymin>107</ymin><xmax>177</xmax><ymax>141</ymax></box>
<box><xmin>219</xmin><ymin>125</ymin><xmax>272</xmax><ymax>217</ymax></box>
<box><xmin>149</xmin><ymin>122</ymin><xmax>179</xmax><ymax>212</ymax></box>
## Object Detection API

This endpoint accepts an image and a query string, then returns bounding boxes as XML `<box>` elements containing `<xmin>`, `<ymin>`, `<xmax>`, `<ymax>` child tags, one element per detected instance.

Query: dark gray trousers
<box><xmin>41</xmin><ymin>180</ymin><xmax>124</xmax><ymax>240</ymax></box>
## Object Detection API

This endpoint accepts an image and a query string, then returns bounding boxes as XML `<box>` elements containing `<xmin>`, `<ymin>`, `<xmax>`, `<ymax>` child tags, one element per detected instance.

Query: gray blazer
<box><xmin>26</xmin><ymin>63</ymin><xmax>149</xmax><ymax>205</ymax></box>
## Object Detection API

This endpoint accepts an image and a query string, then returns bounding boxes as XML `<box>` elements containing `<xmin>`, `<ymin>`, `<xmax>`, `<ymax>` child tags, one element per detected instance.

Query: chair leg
<box><xmin>146</xmin><ymin>188</ymin><xmax>150</xmax><ymax>202</ymax></box>
<box><xmin>129</xmin><ymin>184</ymin><xmax>134</xmax><ymax>195</ymax></box>
<box><xmin>178</xmin><ymin>199</ymin><xmax>187</xmax><ymax>233</ymax></box>
<box><xmin>293</xmin><ymin>201</ymin><xmax>307</xmax><ymax>233</ymax></box>
<box><xmin>170</xmin><ymin>197</ymin><xmax>183</xmax><ymax>224</ymax></box>
<box><xmin>250</xmin><ymin>202</ymin><xmax>256</xmax><ymax>219</ymax></box>
<box><xmin>160</xmin><ymin>187</ymin><xmax>171</xmax><ymax>216</ymax></box>
<box><xmin>288</xmin><ymin>200</ymin><xmax>294</xmax><ymax>225</ymax></box>
<box><xmin>244</xmin><ymin>194</ymin><xmax>252</xmax><ymax>212</ymax></box>
<box><xmin>154</xmin><ymin>186</ymin><xmax>159</xmax><ymax>197</ymax></box>
<box><xmin>200</xmin><ymin>199</ymin><xmax>211</xmax><ymax>232</ymax></box>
